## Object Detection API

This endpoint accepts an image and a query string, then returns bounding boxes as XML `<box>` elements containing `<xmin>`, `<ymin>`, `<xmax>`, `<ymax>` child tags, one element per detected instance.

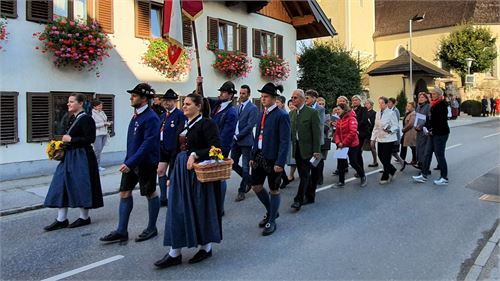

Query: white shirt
<box><xmin>217</xmin><ymin>100</ymin><xmax>232</xmax><ymax>113</ymax></box>
<box><xmin>135</xmin><ymin>104</ymin><xmax>148</xmax><ymax>115</ymax></box>
<box><xmin>234</xmin><ymin>99</ymin><xmax>252</xmax><ymax>139</ymax></box>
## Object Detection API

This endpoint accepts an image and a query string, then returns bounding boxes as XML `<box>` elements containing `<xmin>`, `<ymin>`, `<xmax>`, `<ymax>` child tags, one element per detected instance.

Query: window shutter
<box><xmin>0</xmin><ymin>0</ymin><xmax>17</xmax><ymax>18</ymax></box>
<box><xmin>276</xmin><ymin>34</ymin><xmax>283</xmax><ymax>58</ymax></box>
<box><xmin>238</xmin><ymin>25</ymin><xmax>247</xmax><ymax>54</ymax></box>
<box><xmin>207</xmin><ymin>17</ymin><xmax>218</xmax><ymax>47</ymax></box>
<box><xmin>0</xmin><ymin>92</ymin><xmax>19</xmax><ymax>145</ymax></box>
<box><xmin>27</xmin><ymin>92</ymin><xmax>52</xmax><ymax>142</ymax></box>
<box><xmin>96</xmin><ymin>0</ymin><xmax>114</xmax><ymax>33</ymax></box>
<box><xmin>253</xmin><ymin>29</ymin><xmax>261</xmax><ymax>57</ymax></box>
<box><xmin>95</xmin><ymin>94</ymin><xmax>115</xmax><ymax>136</ymax></box>
<box><xmin>135</xmin><ymin>0</ymin><xmax>150</xmax><ymax>38</ymax></box>
<box><xmin>26</xmin><ymin>0</ymin><xmax>53</xmax><ymax>23</ymax></box>
<box><xmin>182</xmin><ymin>14</ymin><xmax>192</xmax><ymax>46</ymax></box>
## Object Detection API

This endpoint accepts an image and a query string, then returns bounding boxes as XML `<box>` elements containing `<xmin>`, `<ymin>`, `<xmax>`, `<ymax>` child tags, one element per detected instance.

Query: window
<box><xmin>208</xmin><ymin>17</ymin><xmax>247</xmax><ymax>53</ymax></box>
<box><xmin>150</xmin><ymin>4</ymin><xmax>162</xmax><ymax>38</ymax></box>
<box><xmin>0</xmin><ymin>92</ymin><xmax>19</xmax><ymax>145</ymax></box>
<box><xmin>0</xmin><ymin>0</ymin><xmax>17</xmax><ymax>18</ymax></box>
<box><xmin>53</xmin><ymin>0</ymin><xmax>87</xmax><ymax>22</ymax></box>
<box><xmin>253</xmin><ymin>29</ymin><xmax>283</xmax><ymax>58</ymax></box>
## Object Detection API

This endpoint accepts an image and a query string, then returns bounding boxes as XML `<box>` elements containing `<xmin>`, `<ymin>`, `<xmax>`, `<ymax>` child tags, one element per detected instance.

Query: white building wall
<box><xmin>0</xmin><ymin>1</ymin><xmax>297</xmax><ymax>179</ymax></box>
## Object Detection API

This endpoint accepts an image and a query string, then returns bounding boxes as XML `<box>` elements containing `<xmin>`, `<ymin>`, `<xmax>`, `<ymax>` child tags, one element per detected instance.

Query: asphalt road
<box><xmin>1</xmin><ymin>120</ymin><xmax>499</xmax><ymax>280</ymax></box>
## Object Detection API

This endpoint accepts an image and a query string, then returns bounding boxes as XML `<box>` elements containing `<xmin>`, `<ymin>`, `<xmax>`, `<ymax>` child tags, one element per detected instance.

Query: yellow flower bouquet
<box><xmin>46</xmin><ymin>140</ymin><xmax>65</xmax><ymax>161</ymax></box>
<box><xmin>209</xmin><ymin>146</ymin><xmax>224</xmax><ymax>161</ymax></box>
<box><xmin>193</xmin><ymin>146</ymin><xmax>233</xmax><ymax>183</ymax></box>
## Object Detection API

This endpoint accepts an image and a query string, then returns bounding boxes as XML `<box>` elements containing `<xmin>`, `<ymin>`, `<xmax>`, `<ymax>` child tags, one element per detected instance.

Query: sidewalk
<box><xmin>0</xmin><ymin>115</ymin><xmax>498</xmax><ymax>216</ymax></box>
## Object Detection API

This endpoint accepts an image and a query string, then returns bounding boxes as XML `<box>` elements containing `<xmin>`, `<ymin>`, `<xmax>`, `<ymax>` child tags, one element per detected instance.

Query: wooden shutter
<box><xmin>182</xmin><ymin>14</ymin><xmax>192</xmax><ymax>46</ymax></box>
<box><xmin>275</xmin><ymin>34</ymin><xmax>283</xmax><ymax>58</ymax></box>
<box><xmin>135</xmin><ymin>0</ymin><xmax>150</xmax><ymax>38</ymax></box>
<box><xmin>239</xmin><ymin>25</ymin><xmax>247</xmax><ymax>54</ymax></box>
<box><xmin>26</xmin><ymin>0</ymin><xmax>53</xmax><ymax>23</ymax></box>
<box><xmin>0</xmin><ymin>0</ymin><xmax>17</xmax><ymax>18</ymax></box>
<box><xmin>0</xmin><ymin>92</ymin><xmax>19</xmax><ymax>145</ymax></box>
<box><xmin>95</xmin><ymin>94</ymin><xmax>115</xmax><ymax>136</ymax></box>
<box><xmin>96</xmin><ymin>0</ymin><xmax>114</xmax><ymax>33</ymax></box>
<box><xmin>253</xmin><ymin>28</ymin><xmax>261</xmax><ymax>57</ymax></box>
<box><xmin>207</xmin><ymin>17</ymin><xmax>218</xmax><ymax>47</ymax></box>
<box><xmin>27</xmin><ymin>92</ymin><xmax>52</xmax><ymax>142</ymax></box>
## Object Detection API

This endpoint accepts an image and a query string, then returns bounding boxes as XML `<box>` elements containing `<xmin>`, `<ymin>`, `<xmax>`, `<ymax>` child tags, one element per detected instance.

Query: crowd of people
<box><xmin>482</xmin><ymin>96</ymin><xmax>500</xmax><ymax>117</ymax></box>
<box><xmin>41</xmin><ymin>79</ymin><xmax>452</xmax><ymax>269</ymax></box>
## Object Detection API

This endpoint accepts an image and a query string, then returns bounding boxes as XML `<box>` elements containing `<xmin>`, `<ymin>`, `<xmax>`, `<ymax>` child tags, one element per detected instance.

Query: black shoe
<box><xmin>368</xmin><ymin>163</ymin><xmax>379</xmax><ymax>167</ymax></box>
<box><xmin>280</xmin><ymin>177</ymin><xmax>290</xmax><ymax>189</ymax></box>
<box><xmin>135</xmin><ymin>228</ymin><xmax>158</xmax><ymax>242</ymax></box>
<box><xmin>188</xmin><ymin>249</ymin><xmax>212</xmax><ymax>264</ymax></box>
<box><xmin>303</xmin><ymin>198</ymin><xmax>315</xmax><ymax>205</ymax></box>
<box><xmin>400</xmin><ymin>161</ymin><xmax>407</xmax><ymax>172</ymax></box>
<box><xmin>332</xmin><ymin>169</ymin><xmax>339</xmax><ymax>176</ymax></box>
<box><xmin>244</xmin><ymin>184</ymin><xmax>252</xmax><ymax>193</ymax></box>
<box><xmin>354</xmin><ymin>173</ymin><xmax>360</xmax><ymax>178</ymax></box>
<box><xmin>258</xmin><ymin>213</ymin><xmax>279</xmax><ymax>228</ymax></box>
<box><xmin>333</xmin><ymin>182</ymin><xmax>345</xmax><ymax>188</ymax></box>
<box><xmin>154</xmin><ymin>254</ymin><xmax>182</xmax><ymax>269</ymax></box>
<box><xmin>360</xmin><ymin>176</ymin><xmax>367</xmax><ymax>187</ymax></box>
<box><xmin>160</xmin><ymin>200</ymin><xmax>168</xmax><ymax>207</ymax></box>
<box><xmin>68</xmin><ymin>217</ymin><xmax>91</xmax><ymax>228</ymax></box>
<box><xmin>44</xmin><ymin>219</ymin><xmax>69</xmax><ymax>231</ymax></box>
<box><xmin>262</xmin><ymin>222</ymin><xmax>276</xmax><ymax>236</ymax></box>
<box><xmin>291</xmin><ymin>201</ymin><xmax>301</xmax><ymax>210</ymax></box>
<box><xmin>100</xmin><ymin>231</ymin><xmax>129</xmax><ymax>242</ymax></box>
<box><xmin>235</xmin><ymin>192</ymin><xmax>245</xmax><ymax>202</ymax></box>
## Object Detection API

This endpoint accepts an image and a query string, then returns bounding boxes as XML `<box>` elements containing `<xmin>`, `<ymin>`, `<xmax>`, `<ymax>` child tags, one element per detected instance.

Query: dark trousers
<box><xmin>378</xmin><ymin>142</ymin><xmax>396</xmax><ymax>180</ymax></box>
<box><xmin>422</xmin><ymin>134</ymin><xmax>449</xmax><ymax>179</ymax></box>
<box><xmin>231</xmin><ymin>145</ymin><xmax>252</xmax><ymax>194</ymax></box>
<box><xmin>310</xmin><ymin>159</ymin><xmax>324</xmax><ymax>189</ymax></box>
<box><xmin>400</xmin><ymin>145</ymin><xmax>416</xmax><ymax>163</ymax></box>
<box><xmin>356</xmin><ymin>136</ymin><xmax>367</xmax><ymax>169</ymax></box>
<box><xmin>294</xmin><ymin>142</ymin><xmax>314</xmax><ymax>204</ymax></box>
<box><xmin>337</xmin><ymin>146</ymin><xmax>366</xmax><ymax>183</ymax></box>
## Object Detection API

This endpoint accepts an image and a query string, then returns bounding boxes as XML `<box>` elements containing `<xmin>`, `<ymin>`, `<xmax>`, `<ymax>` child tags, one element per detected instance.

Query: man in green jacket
<box><xmin>290</xmin><ymin>89</ymin><xmax>322</xmax><ymax>211</ymax></box>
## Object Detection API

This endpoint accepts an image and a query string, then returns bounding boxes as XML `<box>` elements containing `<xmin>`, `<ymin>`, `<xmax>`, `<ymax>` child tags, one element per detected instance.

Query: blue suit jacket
<box><xmin>160</xmin><ymin>108</ymin><xmax>186</xmax><ymax>152</ymax></box>
<box><xmin>234</xmin><ymin>101</ymin><xmax>258</xmax><ymax>147</ymax></box>
<box><xmin>209</xmin><ymin>99</ymin><xmax>237</xmax><ymax>157</ymax></box>
<box><xmin>125</xmin><ymin>107</ymin><xmax>160</xmax><ymax>169</ymax></box>
<box><xmin>252</xmin><ymin>107</ymin><xmax>291</xmax><ymax>168</ymax></box>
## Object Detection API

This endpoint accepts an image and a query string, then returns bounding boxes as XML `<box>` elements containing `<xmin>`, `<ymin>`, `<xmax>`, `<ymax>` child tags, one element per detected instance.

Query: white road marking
<box><xmin>445</xmin><ymin>144</ymin><xmax>462</xmax><ymax>150</ymax></box>
<box><xmin>41</xmin><ymin>255</ymin><xmax>124</xmax><ymax>281</ymax></box>
<box><xmin>317</xmin><ymin>169</ymin><xmax>383</xmax><ymax>192</ymax></box>
<box><xmin>483</xmin><ymin>132</ymin><xmax>500</xmax><ymax>139</ymax></box>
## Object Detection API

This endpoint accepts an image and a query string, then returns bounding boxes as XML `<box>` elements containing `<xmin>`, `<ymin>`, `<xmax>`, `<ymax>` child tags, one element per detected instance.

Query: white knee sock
<box><xmin>57</xmin><ymin>208</ymin><xmax>68</xmax><ymax>222</ymax></box>
<box><xmin>200</xmin><ymin>243</ymin><xmax>212</xmax><ymax>252</ymax></box>
<box><xmin>79</xmin><ymin>208</ymin><xmax>89</xmax><ymax>220</ymax></box>
<box><xmin>169</xmin><ymin>248</ymin><xmax>181</xmax><ymax>257</ymax></box>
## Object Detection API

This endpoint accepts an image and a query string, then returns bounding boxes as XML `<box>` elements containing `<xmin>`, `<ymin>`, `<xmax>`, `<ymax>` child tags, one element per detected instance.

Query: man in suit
<box><xmin>209</xmin><ymin>81</ymin><xmax>238</xmax><ymax>214</ymax></box>
<box><xmin>100</xmin><ymin>83</ymin><xmax>161</xmax><ymax>243</ymax></box>
<box><xmin>304</xmin><ymin>89</ymin><xmax>326</xmax><ymax>186</ymax></box>
<box><xmin>250</xmin><ymin>82</ymin><xmax>291</xmax><ymax>236</ymax></box>
<box><xmin>157</xmin><ymin>89</ymin><xmax>186</xmax><ymax>207</ymax></box>
<box><xmin>232</xmin><ymin>85</ymin><xmax>258</xmax><ymax>202</ymax></box>
<box><xmin>290</xmin><ymin>89</ymin><xmax>321</xmax><ymax>211</ymax></box>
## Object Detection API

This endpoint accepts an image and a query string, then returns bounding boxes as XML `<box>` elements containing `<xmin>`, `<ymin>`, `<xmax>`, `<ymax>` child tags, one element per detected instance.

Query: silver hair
<box><xmin>293</xmin><ymin>89</ymin><xmax>305</xmax><ymax>97</ymax></box>
<box><xmin>433</xmin><ymin>86</ymin><xmax>444</xmax><ymax>96</ymax></box>
<box><xmin>365</xmin><ymin>98</ymin><xmax>374</xmax><ymax>106</ymax></box>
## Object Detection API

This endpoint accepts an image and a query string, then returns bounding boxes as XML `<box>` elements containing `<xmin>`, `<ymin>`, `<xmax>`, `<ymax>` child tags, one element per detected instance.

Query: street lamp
<box><xmin>465</xmin><ymin>58</ymin><xmax>474</xmax><ymax>91</ymax></box>
<box><xmin>465</xmin><ymin>57</ymin><xmax>474</xmax><ymax>74</ymax></box>
<box><xmin>409</xmin><ymin>13</ymin><xmax>425</xmax><ymax>101</ymax></box>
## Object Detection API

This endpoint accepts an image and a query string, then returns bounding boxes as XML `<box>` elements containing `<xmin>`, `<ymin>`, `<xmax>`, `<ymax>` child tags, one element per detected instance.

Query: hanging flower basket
<box><xmin>259</xmin><ymin>53</ymin><xmax>290</xmax><ymax>81</ymax></box>
<box><xmin>0</xmin><ymin>18</ymin><xmax>8</xmax><ymax>50</ymax></box>
<box><xmin>142</xmin><ymin>39</ymin><xmax>192</xmax><ymax>81</ymax></box>
<box><xmin>33</xmin><ymin>18</ymin><xmax>113</xmax><ymax>76</ymax></box>
<box><xmin>208</xmin><ymin>42</ymin><xmax>252</xmax><ymax>78</ymax></box>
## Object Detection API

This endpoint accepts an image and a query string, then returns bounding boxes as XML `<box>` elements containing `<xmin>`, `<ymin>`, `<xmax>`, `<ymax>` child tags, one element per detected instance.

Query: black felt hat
<box><xmin>161</xmin><ymin>89</ymin><xmax>179</xmax><ymax>100</ymax></box>
<box><xmin>127</xmin><ymin>83</ymin><xmax>155</xmax><ymax>99</ymax></box>
<box><xmin>217</xmin><ymin>81</ymin><xmax>237</xmax><ymax>95</ymax></box>
<box><xmin>257</xmin><ymin>82</ymin><xmax>284</xmax><ymax>97</ymax></box>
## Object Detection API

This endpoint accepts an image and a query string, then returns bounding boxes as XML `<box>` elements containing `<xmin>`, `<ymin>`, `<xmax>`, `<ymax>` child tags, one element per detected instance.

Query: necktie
<box><xmin>166</xmin><ymin>111</ymin><xmax>171</xmax><ymax>118</ymax></box>
<box><xmin>133</xmin><ymin>110</ymin><xmax>138</xmax><ymax>120</ymax></box>
<box><xmin>258</xmin><ymin>109</ymin><xmax>268</xmax><ymax>149</ymax></box>
<box><xmin>239</xmin><ymin>104</ymin><xmax>243</xmax><ymax>114</ymax></box>
<box><xmin>214</xmin><ymin>104</ymin><xmax>221</xmax><ymax>116</ymax></box>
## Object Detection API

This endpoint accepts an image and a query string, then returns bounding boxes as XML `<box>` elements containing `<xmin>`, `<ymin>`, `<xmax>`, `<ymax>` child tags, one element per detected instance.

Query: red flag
<box><xmin>182</xmin><ymin>0</ymin><xmax>203</xmax><ymax>20</ymax></box>
<box><xmin>163</xmin><ymin>0</ymin><xmax>183</xmax><ymax>65</ymax></box>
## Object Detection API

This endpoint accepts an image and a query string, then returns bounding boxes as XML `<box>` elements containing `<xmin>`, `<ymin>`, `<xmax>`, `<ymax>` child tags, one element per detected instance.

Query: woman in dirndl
<box><xmin>155</xmin><ymin>93</ymin><xmax>223</xmax><ymax>269</ymax></box>
<box><xmin>44</xmin><ymin>93</ymin><xmax>103</xmax><ymax>231</ymax></box>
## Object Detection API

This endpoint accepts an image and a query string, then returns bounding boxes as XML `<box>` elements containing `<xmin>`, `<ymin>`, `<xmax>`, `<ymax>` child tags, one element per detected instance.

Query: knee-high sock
<box><xmin>169</xmin><ymin>248</ymin><xmax>181</xmax><ymax>257</ymax></box>
<box><xmin>79</xmin><ymin>208</ymin><xmax>89</xmax><ymax>220</ymax></box>
<box><xmin>269</xmin><ymin>194</ymin><xmax>280</xmax><ymax>223</ymax></box>
<box><xmin>158</xmin><ymin>176</ymin><xmax>167</xmax><ymax>202</ymax></box>
<box><xmin>147</xmin><ymin>196</ymin><xmax>160</xmax><ymax>231</ymax></box>
<box><xmin>255</xmin><ymin>189</ymin><xmax>271</xmax><ymax>214</ymax></box>
<box><xmin>57</xmin><ymin>208</ymin><xmax>68</xmax><ymax>222</ymax></box>
<box><xmin>117</xmin><ymin>196</ymin><xmax>133</xmax><ymax>235</ymax></box>
<box><xmin>221</xmin><ymin>181</ymin><xmax>227</xmax><ymax>211</ymax></box>
<box><xmin>200</xmin><ymin>243</ymin><xmax>212</xmax><ymax>252</ymax></box>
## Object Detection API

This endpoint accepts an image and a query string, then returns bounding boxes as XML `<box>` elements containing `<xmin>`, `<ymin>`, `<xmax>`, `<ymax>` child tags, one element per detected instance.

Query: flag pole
<box><xmin>192</xmin><ymin>20</ymin><xmax>204</xmax><ymax>97</ymax></box>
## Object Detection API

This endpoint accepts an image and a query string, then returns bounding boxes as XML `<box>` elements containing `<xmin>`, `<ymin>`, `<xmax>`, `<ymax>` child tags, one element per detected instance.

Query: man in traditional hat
<box><xmin>209</xmin><ymin>81</ymin><xmax>238</xmax><ymax>214</ymax></box>
<box><xmin>157</xmin><ymin>89</ymin><xmax>186</xmax><ymax>207</ymax></box>
<box><xmin>249</xmin><ymin>82</ymin><xmax>291</xmax><ymax>236</ymax></box>
<box><xmin>100</xmin><ymin>83</ymin><xmax>161</xmax><ymax>243</ymax></box>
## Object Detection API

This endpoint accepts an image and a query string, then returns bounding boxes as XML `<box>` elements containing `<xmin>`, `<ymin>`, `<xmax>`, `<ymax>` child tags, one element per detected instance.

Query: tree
<box><xmin>298</xmin><ymin>40</ymin><xmax>362</xmax><ymax>108</ymax></box>
<box><xmin>396</xmin><ymin>90</ymin><xmax>407</xmax><ymax>119</ymax></box>
<box><xmin>437</xmin><ymin>23</ymin><xmax>497</xmax><ymax>82</ymax></box>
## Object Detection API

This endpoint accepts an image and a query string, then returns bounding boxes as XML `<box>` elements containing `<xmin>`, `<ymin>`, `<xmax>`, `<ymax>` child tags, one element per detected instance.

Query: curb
<box><xmin>0</xmin><ymin>190</ymin><xmax>120</xmax><ymax>217</ymax></box>
<box><xmin>464</xmin><ymin>225</ymin><xmax>500</xmax><ymax>281</ymax></box>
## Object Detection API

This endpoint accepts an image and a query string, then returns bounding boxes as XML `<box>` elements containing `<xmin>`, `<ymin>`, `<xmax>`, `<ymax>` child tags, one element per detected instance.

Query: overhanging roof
<box><xmin>368</xmin><ymin>51</ymin><xmax>452</xmax><ymax>77</ymax></box>
<box><xmin>282</xmin><ymin>0</ymin><xmax>337</xmax><ymax>39</ymax></box>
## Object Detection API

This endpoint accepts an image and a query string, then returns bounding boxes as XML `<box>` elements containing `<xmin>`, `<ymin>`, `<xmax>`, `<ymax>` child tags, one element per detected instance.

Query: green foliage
<box><xmin>437</xmin><ymin>23</ymin><xmax>497</xmax><ymax>77</ymax></box>
<box><xmin>396</xmin><ymin>90</ymin><xmax>408</xmax><ymax>118</ymax></box>
<box><xmin>461</xmin><ymin>100</ymin><xmax>482</xmax><ymax>116</ymax></box>
<box><xmin>298</xmin><ymin>40</ymin><xmax>362</xmax><ymax>108</ymax></box>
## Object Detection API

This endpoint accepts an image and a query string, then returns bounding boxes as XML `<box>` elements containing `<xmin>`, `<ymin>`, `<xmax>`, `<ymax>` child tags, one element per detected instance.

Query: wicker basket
<box><xmin>193</xmin><ymin>159</ymin><xmax>234</xmax><ymax>183</ymax></box>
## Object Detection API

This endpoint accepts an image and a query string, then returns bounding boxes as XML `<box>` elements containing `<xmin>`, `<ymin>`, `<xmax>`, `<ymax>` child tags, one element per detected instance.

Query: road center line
<box><xmin>317</xmin><ymin>168</ymin><xmax>383</xmax><ymax>192</ymax></box>
<box><xmin>41</xmin><ymin>255</ymin><xmax>124</xmax><ymax>281</ymax></box>
<box><xmin>483</xmin><ymin>132</ymin><xmax>500</xmax><ymax>139</ymax></box>
<box><xmin>446</xmin><ymin>143</ymin><xmax>462</xmax><ymax>150</ymax></box>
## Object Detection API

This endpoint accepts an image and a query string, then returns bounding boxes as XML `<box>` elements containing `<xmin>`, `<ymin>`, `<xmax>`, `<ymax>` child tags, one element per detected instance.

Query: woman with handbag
<box><xmin>400</xmin><ymin>102</ymin><xmax>417</xmax><ymax>166</ymax></box>
<box><xmin>91</xmin><ymin>100</ymin><xmax>112</xmax><ymax>171</ymax></box>
<box><xmin>155</xmin><ymin>93</ymin><xmax>223</xmax><ymax>269</ymax></box>
<box><xmin>44</xmin><ymin>93</ymin><xmax>104</xmax><ymax>231</ymax></box>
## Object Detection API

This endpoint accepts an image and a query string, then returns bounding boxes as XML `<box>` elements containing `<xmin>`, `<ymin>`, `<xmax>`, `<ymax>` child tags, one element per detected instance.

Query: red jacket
<box><xmin>334</xmin><ymin>110</ymin><xmax>359</xmax><ymax>148</ymax></box>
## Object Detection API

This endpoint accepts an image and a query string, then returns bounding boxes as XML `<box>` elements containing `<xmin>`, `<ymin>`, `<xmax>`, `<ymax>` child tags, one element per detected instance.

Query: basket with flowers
<box><xmin>207</xmin><ymin>41</ymin><xmax>252</xmax><ymax>78</ymax></box>
<box><xmin>259</xmin><ymin>52</ymin><xmax>290</xmax><ymax>81</ymax></box>
<box><xmin>46</xmin><ymin>140</ymin><xmax>65</xmax><ymax>161</ymax></box>
<box><xmin>142</xmin><ymin>39</ymin><xmax>192</xmax><ymax>81</ymax></box>
<box><xmin>193</xmin><ymin>146</ymin><xmax>233</xmax><ymax>183</ymax></box>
